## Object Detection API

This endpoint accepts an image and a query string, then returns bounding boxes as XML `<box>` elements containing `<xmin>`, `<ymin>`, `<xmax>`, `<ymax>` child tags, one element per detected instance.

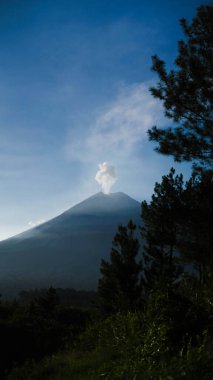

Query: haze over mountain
<box><xmin>0</xmin><ymin>192</ymin><xmax>141</xmax><ymax>297</ymax></box>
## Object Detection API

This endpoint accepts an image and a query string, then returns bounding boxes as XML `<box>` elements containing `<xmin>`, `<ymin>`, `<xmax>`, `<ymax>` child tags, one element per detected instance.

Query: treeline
<box><xmin>18</xmin><ymin>287</ymin><xmax>97</xmax><ymax>308</ymax></box>
<box><xmin>0</xmin><ymin>287</ymin><xmax>95</xmax><ymax>378</ymax></box>
<box><xmin>1</xmin><ymin>4</ymin><xmax>213</xmax><ymax>379</ymax></box>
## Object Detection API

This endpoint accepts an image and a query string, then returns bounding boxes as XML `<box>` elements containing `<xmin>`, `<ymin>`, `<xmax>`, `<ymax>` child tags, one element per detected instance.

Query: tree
<box><xmin>178</xmin><ymin>172</ymin><xmax>213</xmax><ymax>284</ymax></box>
<box><xmin>142</xmin><ymin>169</ymin><xmax>213</xmax><ymax>289</ymax></box>
<box><xmin>141</xmin><ymin>168</ymin><xmax>183</xmax><ymax>291</ymax></box>
<box><xmin>98</xmin><ymin>220</ymin><xmax>143</xmax><ymax>314</ymax></box>
<box><xmin>33</xmin><ymin>286</ymin><xmax>60</xmax><ymax>319</ymax></box>
<box><xmin>148</xmin><ymin>5</ymin><xmax>213</xmax><ymax>170</ymax></box>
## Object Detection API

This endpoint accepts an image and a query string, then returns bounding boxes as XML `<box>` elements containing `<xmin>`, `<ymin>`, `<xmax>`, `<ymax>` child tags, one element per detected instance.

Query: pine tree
<box><xmin>141</xmin><ymin>169</ymin><xmax>183</xmax><ymax>291</ymax></box>
<box><xmin>148</xmin><ymin>5</ymin><xmax>213</xmax><ymax>170</ymax></box>
<box><xmin>98</xmin><ymin>220</ymin><xmax>143</xmax><ymax>314</ymax></box>
<box><xmin>178</xmin><ymin>172</ymin><xmax>213</xmax><ymax>284</ymax></box>
<box><xmin>34</xmin><ymin>286</ymin><xmax>60</xmax><ymax>319</ymax></box>
<box><xmin>142</xmin><ymin>169</ymin><xmax>213</xmax><ymax>289</ymax></box>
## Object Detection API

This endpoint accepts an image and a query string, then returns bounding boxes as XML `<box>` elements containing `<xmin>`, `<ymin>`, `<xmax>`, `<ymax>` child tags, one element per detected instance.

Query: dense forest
<box><xmin>0</xmin><ymin>4</ymin><xmax>213</xmax><ymax>379</ymax></box>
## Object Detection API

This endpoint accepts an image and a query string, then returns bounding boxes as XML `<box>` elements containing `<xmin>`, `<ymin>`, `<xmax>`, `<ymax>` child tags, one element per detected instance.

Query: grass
<box><xmin>6</xmin><ymin>348</ymin><xmax>113</xmax><ymax>380</ymax></box>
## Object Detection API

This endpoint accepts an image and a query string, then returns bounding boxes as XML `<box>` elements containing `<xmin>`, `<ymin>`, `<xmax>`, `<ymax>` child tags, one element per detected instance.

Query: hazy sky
<box><xmin>0</xmin><ymin>0</ymin><xmax>206</xmax><ymax>240</ymax></box>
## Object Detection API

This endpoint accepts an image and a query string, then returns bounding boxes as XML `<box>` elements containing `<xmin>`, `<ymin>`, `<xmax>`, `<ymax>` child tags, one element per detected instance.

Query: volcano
<box><xmin>0</xmin><ymin>192</ymin><xmax>141</xmax><ymax>297</ymax></box>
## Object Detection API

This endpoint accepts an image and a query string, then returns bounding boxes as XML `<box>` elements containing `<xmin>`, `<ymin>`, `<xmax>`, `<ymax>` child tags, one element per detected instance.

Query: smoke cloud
<box><xmin>95</xmin><ymin>162</ymin><xmax>117</xmax><ymax>194</ymax></box>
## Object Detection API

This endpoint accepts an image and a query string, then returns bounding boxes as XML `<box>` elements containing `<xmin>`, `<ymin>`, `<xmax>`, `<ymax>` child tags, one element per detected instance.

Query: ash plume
<box><xmin>95</xmin><ymin>162</ymin><xmax>117</xmax><ymax>194</ymax></box>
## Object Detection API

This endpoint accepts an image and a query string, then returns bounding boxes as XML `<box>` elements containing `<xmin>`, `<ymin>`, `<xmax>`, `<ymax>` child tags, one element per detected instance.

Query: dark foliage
<box><xmin>177</xmin><ymin>171</ymin><xmax>213</xmax><ymax>283</ymax></box>
<box><xmin>148</xmin><ymin>5</ymin><xmax>213</xmax><ymax>170</ymax></box>
<box><xmin>98</xmin><ymin>220</ymin><xmax>143</xmax><ymax>314</ymax></box>
<box><xmin>18</xmin><ymin>287</ymin><xmax>97</xmax><ymax>308</ymax></box>
<box><xmin>142</xmin><ymin>168</ymin><xmax>213</xmax><ymax>291</ymax></box>
<box><xmin>141</xmin><ymin>168</ymin><xmax>184</xmax><ymax>291</ymax></box>
<box><xmin>0</xmin><ymin>287</ymin><xmax>93</xmax><ymax>378</ymax></box>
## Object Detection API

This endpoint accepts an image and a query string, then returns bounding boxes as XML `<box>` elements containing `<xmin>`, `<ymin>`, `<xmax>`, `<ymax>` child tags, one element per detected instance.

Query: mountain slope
<box><xmin>0</xmin><ymin>192</ymin><xmax>141</xmax><ymax>297</ymax></box>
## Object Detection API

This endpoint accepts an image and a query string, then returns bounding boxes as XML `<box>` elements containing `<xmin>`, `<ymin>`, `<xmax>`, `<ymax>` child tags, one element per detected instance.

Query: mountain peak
<box><xmin>65</xmin><ymin>191</ymin><xmax>140</xmax><ymax>216</ymax></box>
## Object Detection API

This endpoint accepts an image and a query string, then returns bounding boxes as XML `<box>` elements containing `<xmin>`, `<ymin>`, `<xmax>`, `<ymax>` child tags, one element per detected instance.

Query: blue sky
<box><xmin>0</xmin><ymin>0</ymin><xmax>207</xmax><ymax>240</ymax></box>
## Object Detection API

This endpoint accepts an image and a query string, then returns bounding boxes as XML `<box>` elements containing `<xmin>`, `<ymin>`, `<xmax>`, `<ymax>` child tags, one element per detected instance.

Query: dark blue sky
<box><xmin>0</xmin><ymin>0</ymin><xmax>207</xmax><ymax>239</ymax></box>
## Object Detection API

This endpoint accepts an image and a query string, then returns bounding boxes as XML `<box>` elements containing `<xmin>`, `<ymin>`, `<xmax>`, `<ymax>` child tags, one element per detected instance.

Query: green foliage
<box><xmin>8</xmin><ymin>290</ymin><xmax>213</xmax><ymax>380</ymax></box>
<box><xmin>7</xmin><ymin>334</ymin><xmax>213</xmax><ymax>380</ymax></box>
<box><xmin>76</xmin><ymin>288</ymin><xmax>212</xmax><ymax>379</ymax></box>
<box><xmin>98</xmin><ymin>220</ymin><xmax>143</xmax><ymax>314</ymax></box>
<box><xmin>148</xmin><ymin>5</ymin><xmax>213</xmax><ymax>170</ymax></box>
<box><xmin>6</xmin><ymin>351</ymin><xmax>106</xmax><ymax>380</ymax></box>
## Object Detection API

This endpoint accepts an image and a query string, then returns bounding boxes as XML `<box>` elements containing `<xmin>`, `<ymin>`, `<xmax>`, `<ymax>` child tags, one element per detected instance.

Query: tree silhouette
<box><xmin>178</xmin><ymin>172</ymin><xmax>213</xmax><ymax>284</ymax></box>
<box><xmin>98</xmin><ymin>220</ymin><xmax>143</xmax><ymax>314</ymax></box>
<box><xmin>148</xmin><ymin>5</ymin><xmax>213</xmax><ymax>170</ymax></box>
<box><xmin>141</xmin><ymin>169</ymin><xmax>183</xmax><ymax>291</ymax></box>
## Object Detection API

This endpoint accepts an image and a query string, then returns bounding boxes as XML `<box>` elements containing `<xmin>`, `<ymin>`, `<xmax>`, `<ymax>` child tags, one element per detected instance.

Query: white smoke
<box><xmin>95</xmin><ymin>162</ymin><xmax>117</xmax><ymax>194</ymax></box>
